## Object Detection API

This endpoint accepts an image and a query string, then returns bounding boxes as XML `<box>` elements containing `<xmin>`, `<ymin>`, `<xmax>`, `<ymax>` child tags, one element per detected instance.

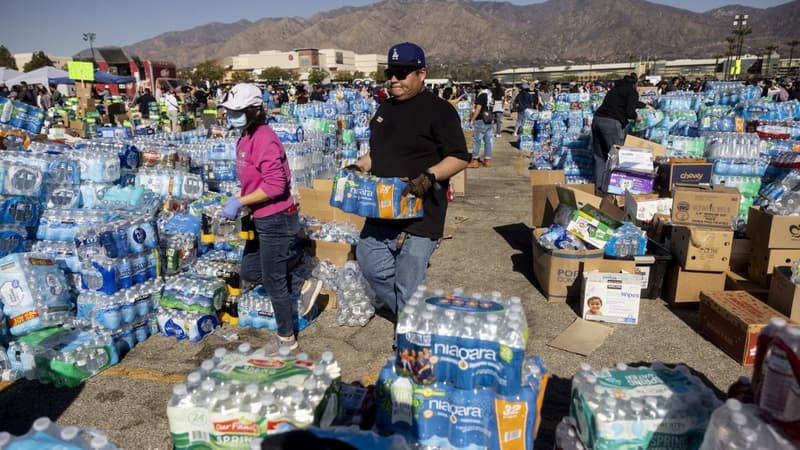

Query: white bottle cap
<box><xmin>32</xmin><ymin>417</ymin><xmax>52</xmax><ymax>432</ymax></box>
<box><xmin>173</xmin><ymin>384</ymin><xmax>188</xmax><ymax>396</ymax></box>
<box><xmin>90</xmin><ymin>435</ymin><xmax>109</xmax><ymax>449</ymax></box>
<box><xmin>60</xmin><ymin>426</ymin><xmax>80</xmax><ymax>441</ymax></box>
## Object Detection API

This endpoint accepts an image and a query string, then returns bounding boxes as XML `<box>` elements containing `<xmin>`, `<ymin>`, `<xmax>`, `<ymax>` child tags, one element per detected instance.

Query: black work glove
<box><xmin>403</xmin><ymin>171</ymin><xmax>436</xmax><ymax>197</ymax></box>
<box><xmin>344</xmin><ymin>164</ymin><xmax>362</xmax><ymax>172</ymax></box>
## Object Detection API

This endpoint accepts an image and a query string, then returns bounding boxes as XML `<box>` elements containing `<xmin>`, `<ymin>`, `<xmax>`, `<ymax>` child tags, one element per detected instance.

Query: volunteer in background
<box><xmin>590</xmin><ymin>73</ymin><xmax>646</xmax><ymax>192</ymax></box>
<box><xmin>468</xmin><ymin>81</ymin><xmax>494</xmax><ymax>167</ymax></box>
<box><xmin>162</xmin><ymin>88</ymin><xmax>180</xmax><ymax>132</ymax></box>
<box><xmin>218</xmin><ymin>83</ymin><xmax>320</xmax><ymax>349</ymax></box>
<box><xmin>346</xmin><ymin>42</ymin><xmax>470</xmax><ymax>323</ymax></box>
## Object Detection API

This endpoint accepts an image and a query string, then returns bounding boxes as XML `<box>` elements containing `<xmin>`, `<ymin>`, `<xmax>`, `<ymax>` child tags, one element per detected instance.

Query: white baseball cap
<box><xmin>220</xmin><ymin>83</ymin><xmax>263</xmax><ymax>111</ymax></box>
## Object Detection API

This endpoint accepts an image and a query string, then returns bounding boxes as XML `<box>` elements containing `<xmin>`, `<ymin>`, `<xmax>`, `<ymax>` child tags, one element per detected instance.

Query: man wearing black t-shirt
<box><xmin>347</xmin><ymin>42</ymin><xmax>470</xmax><ymax>322</ymax></box>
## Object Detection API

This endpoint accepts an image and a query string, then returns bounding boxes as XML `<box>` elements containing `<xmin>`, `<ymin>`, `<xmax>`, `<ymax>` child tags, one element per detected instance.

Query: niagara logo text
<box><xmin>433</xmin><ymin>343</ymin><xmax>496</xmax><ymax>362</ymax></box>
<box><xmin>428</xmin><ymin>399</ymin><xmax>482</xmax><ymax>418</ymax></box>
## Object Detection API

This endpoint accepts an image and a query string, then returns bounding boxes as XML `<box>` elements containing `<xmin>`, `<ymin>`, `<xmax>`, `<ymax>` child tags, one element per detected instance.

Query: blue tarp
<box><xmin>51</xmin><ymin>69</ymin><xmax>136</xmax><ymax>85</ymax></box>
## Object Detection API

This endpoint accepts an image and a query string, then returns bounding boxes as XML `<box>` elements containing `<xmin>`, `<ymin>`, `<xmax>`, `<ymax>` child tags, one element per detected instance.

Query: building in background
<box><xmin>230</xmin><ymin>48</ymin><xmax>385</xmax><ymax>82</ymax></box>
<box><xmin>13</xmin><ymin>53</ymin><xmax>72</xmax><ymax>71</ymax></box>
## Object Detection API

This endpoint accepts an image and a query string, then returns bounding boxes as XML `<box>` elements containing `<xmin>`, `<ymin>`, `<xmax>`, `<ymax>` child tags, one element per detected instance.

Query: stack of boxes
<box><xmin>746</xmin><ymin>207</ymin><xmax>800</xmax><ymax>287</ymax></box>
<box><xmin>661</xmin><ymin>185</ymin><xmax>740</xmax><ymax>304</ymax></box>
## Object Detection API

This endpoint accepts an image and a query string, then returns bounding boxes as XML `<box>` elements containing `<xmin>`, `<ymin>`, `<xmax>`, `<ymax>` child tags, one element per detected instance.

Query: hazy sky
<box><xmin>3</xmin><ymin>0</ymin><xmax>792</xmax><ymax>56</ymax></box>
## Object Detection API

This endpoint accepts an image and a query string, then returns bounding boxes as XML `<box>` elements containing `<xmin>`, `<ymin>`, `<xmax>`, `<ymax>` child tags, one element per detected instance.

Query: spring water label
<box><xmin>210</xmin><ymin>413</ymin><xmax>261</xmax><ymax>450</ymax></box>
<box><xmin>209</xmin><ymin>354</ymin><xmax>313</xmax><ymax>386</ymax></box>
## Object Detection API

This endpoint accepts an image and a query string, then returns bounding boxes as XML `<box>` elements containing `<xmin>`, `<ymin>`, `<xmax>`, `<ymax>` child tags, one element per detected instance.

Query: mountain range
<box><xmin>124</xmin><ymin>0</ymin><xmax>800</xmax><ymax>68</ymax></box>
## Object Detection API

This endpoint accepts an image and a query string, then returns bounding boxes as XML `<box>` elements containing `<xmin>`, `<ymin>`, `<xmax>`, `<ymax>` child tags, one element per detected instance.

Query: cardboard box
<box><xmin>624</xmin><ymin>191</ymin><xmax>671</xmax><ymax>224</ymax></box>
<box><xmin>532</xmin><ymin>229</ymin><xmax>635</xmax><ymax>303</ymax></box>
<box><xmin>582</xmin><ymin>271</ymin><xmax>643</xmax><ymax>324</ymax></box>
<box><xmin>624</xmin><ymin>135</ymin><xmax>665</xmax><ymax>158</ymax></box>
<box><xmin>768</xmin><ymin>266</ymin><xmax>800</xmax><ymax>321</ymax></box>
<box><xmin>746</xmin><ymin>207</ymin><xmax>800</xmax><ymax>249</ymax></box>
<box><xmin>299</xmin><ymin>179</ymin><xmax>366</xmax><ymax>227</ymax></box>
<box><xmin>748</xmin><ymin>246</ymin><xmax>797</xmax><ymax>286</ymax></box>
<box><xmin>670</xmin><ymin>226</ymin><xmax>733</xmax><ymax>272</ymax></box>
<box><xmin>729</xmin><ymin>239</ymin><xmax>752</xmax><ymax>273</ymax></box>
<box><xmin>698</xmin><ymin>290</ymin><xmax>790</xmax><ymax>365</ymax></box>
<box><xmin>451</xmin><ymin>170</ymin><xmax>466</xmax><ymax>197</ymax></box>
<box><xmin>671</xmin><ymin>184</ymin><xmax>740</xmax><ymax>228</ymax></box>
<box><xmin>662</xmin><ymin>265</ymin><xmax>726</xmax><ymax>305</ymax></box>
<box><xmin>530</xmin><ymin>169</ymin><xmax>564</xmax><ymax>187</ymax></box>
<box><xmin>299</xmin><ymin>179</ymin><xmax>365</xmax><ymax>266</ymax></box>
<box><xmin>556</xmin><ymin>185</ymin><xmax>625</xmax><ymax>222</ymax></box>
<box><xmin>725</xmin><ymin>271</ymin><xmax>770</xmax><ymax>303</ymax></box>
<box><xmin>531</xmin><ymin>183</ymin><xmax>594</xmax><ymax>228</ymax></box>
<box><xmin>655</xmin><ymin>161</ymin><xmax>713</xmax><ymax>194</ymax></box>
<box><xmin>566</xmin><ymin>205</ymin><xmax>623</xmax><ymax>249</ymax></box>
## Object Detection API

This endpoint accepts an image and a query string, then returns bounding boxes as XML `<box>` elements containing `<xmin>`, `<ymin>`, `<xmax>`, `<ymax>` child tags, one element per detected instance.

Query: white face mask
<box><xmin>227</xmin><ymin>110</ymin><xmax>247</xmax><ymax>129</ymax></box>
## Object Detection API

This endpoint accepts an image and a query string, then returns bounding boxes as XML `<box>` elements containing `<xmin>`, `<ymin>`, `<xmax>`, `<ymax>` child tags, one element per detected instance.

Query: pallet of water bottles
<box><xmin>329</xmin><ymin>169</ymin><xmax>423</xmax><ymax>219</ymax></box>
<box><xmin>167</xmin><ymin>343</ymin><xmax>342</xmax><ymax>450</ymax></box>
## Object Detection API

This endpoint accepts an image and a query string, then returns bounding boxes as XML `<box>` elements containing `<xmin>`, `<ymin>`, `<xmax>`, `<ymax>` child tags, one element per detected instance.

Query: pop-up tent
<box><xmin>0</xmin><ymin>67</ymin><xmax>20</xmax><ymax>84</ymax></box>
<box><xmin>50</xmin><ymin>69</ymin><xmax>136</xmax><ymax>85</ymax></box>
<box><xmin>4</xmin><ymin>66</ymin><xmax>69</xmax><ymax>86</ymax></box>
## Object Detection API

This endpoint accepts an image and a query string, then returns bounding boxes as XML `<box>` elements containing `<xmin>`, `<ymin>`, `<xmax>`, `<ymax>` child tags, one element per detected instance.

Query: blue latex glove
<box><xmin>221</xmin><ymin>196</ymin><xmax>242</xmax><ymax>220</ymax></box>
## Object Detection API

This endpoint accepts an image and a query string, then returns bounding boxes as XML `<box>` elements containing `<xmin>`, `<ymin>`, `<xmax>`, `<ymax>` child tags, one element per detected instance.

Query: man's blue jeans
<box><xmin>355</xmin><ymin>223</ymin><xmax>438</xmax><ymax>319</ymax></box>
<box><xmin>472</xmin><ymin>121</ymin><xmax>494</xmax><ymax>160</ymax></box>
<box><xmin>591</xmin><ymin>116</ymin><xmax>626</xmax><ymax>192</ymax></box>
<box><xmin>240</xmin><ymin>210</ymin><xmax>300</xmax><ymax>338</ymax></box>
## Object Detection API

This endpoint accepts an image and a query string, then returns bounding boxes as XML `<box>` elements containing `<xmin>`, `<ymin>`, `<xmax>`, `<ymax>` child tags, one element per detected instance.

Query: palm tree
<box><xmin>764</xmin><ymin>45</ymin><xmax>778</xmax><ymax>76</ymax></box>
<box><xmin>786</xmin><ymin>40</ymin><xmax>800</xmax><ymax>74</ymax></box>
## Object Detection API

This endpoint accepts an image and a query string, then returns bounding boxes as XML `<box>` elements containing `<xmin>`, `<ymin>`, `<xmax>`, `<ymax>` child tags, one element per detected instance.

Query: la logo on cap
<box><xmin>392</xmin><ymin>48</ymin><xmax>399</xmax><ymax>61</ymax></box>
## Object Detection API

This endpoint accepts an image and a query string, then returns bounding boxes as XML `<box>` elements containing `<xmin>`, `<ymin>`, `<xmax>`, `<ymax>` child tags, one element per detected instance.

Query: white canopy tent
<box><xmin>0</xmin><ymin>67</ymin><xmax>20</xmax><ymax>84</ymax></box>
<box><xmin>4</xmin><ymin>66</ymin><xmax>68</xmax><ymax>87</ymax></box>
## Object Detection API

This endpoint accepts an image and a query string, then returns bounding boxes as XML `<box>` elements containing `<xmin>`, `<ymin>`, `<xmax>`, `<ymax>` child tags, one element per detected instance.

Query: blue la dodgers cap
<box><xmin>387</xmin><ymin>42</ymin><xmax>426</xmax><ymax>68</ymax></box>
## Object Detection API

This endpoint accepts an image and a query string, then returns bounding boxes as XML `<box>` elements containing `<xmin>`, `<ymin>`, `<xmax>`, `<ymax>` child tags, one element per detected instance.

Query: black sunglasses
<box><xmin>384</xmin><ymin>67</ymin><xmax>421</xmax><ymax>81</ymax></box>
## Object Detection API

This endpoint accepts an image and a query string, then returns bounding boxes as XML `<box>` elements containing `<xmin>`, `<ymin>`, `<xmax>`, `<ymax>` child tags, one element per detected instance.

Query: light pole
<box><xmin>82</xmin><ymin>32</ymin><xmax>96</xmax><ymax>66</ymax></box>
<box><xmin>732</xmin><ymin>14</ymin><xmax>749</xmax><ymax>80</ymax></box>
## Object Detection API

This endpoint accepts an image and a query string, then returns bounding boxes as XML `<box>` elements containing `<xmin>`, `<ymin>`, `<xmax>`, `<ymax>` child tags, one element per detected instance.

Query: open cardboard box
<box><xmin>532</xmin><ymin>228</ymin><xmax>635</xmax><ymax>303</ymax></box>
<box><xmin>531</xmin><ymin>182</ymin><xmax>595</xmax><ymax>228</ymax></box>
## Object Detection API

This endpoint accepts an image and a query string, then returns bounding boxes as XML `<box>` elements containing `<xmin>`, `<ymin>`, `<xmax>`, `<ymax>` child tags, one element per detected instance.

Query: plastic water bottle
<box><xmin>758</xmin><ymin>325</ymin><xmax>800</xmax><ymax>423</ymax></box>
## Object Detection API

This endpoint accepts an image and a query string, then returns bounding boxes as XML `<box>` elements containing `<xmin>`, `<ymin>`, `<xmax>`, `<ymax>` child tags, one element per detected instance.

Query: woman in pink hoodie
<box><xmin>219</xmin><ymin>83</ymin><xmax>305</xmax><ymax>349</ymax></box>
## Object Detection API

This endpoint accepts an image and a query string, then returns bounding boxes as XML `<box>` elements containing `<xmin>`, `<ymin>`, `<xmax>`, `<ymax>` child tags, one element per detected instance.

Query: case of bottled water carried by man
<box><xmin>329</xmin><ymin>169</ymin><xmax>423</xmax><ymax>219</ymax></box>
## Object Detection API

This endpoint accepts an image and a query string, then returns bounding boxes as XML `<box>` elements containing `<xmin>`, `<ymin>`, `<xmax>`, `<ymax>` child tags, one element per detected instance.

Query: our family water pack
<box><xmin>0</xmin><ymin>253</ymin><xmax>73</xmax><ymax>336</ymax></box>
<box><xmin>329</xmin><ymin>170</ymin><xmax>423</xmax><ymax>219</ymax></box>
<box><xmin>167</xmin><ymin>344</ymin><xmax>341</xmax><ymax>450</ymax></box>
<box><xmin>395</xmin><ymin>288</ymin><xmax>528</xmax><ymax>395</ymax></box>
<box><xmin>5</xmin><ymin>326</ymin><xmax>119</xmax><ymax>388</ymax></box>
<box><xmin>570</xmin><ymin>363</ymin><xmax>722</xmax><ymax>450</ymax></box>
<box><xmin>0</xmin><ymin>416</ymin><xmax>122</xmax><ymax>450</ymax></box>
<box><xmin>376</xmin><ymin>356</ymin><xmax>547</xmax><ymax>450</ymax></box>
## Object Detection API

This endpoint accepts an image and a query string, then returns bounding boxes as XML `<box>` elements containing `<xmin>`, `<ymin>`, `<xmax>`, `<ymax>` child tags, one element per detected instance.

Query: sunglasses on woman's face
<box><xmin>384</xmin><ymin>67</ymin><xmax>419</xmax><ymax>81</ymax></box>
